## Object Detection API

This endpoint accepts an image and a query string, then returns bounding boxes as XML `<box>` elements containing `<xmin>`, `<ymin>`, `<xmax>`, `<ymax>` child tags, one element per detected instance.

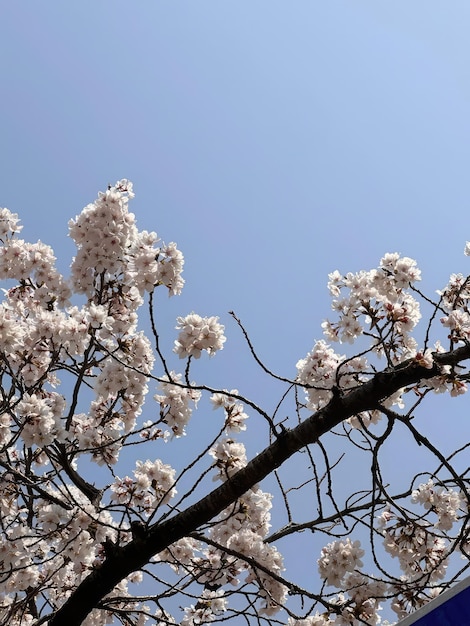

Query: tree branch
<box><xmin>48</xmin><ymin>348</ymin><xmax>470</xmax><ymax>625</ymax></box>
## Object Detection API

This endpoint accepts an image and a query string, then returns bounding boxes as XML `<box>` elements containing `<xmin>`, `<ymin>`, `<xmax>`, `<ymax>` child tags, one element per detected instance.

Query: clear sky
<box><xmin>1</xmin><ymin>2</ymin><xmax>470</xmax><ymax>622</ymax></box>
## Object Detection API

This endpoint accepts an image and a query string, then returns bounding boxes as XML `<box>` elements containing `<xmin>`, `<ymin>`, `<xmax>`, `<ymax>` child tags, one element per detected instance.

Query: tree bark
<box><xmin>48</xmin><ymin>347</ymin><xmax>469</xmax><ymax>626</ymax></box>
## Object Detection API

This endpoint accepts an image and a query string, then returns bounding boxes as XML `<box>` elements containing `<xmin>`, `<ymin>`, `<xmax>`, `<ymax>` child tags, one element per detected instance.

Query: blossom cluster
<box><xmin>375</xmin><ymin>480</ymin><xmax>467</xmax><ymax>609</ymax></box>
<box><xmin>323</xmin><ymin>253</ymin><xmax>421</xmax><ymax>354</ymax></box>
<box><xmin>296</xmin><ymin>249</ymin><xmax>470</xmax><ymax>418</ymax></box>
<box><xmin>211</xmin><ymin>389</ymin><xmax>249</xmax><ymax>432</ymax></box>
<box><xmin>0</xmin><ymin>207</ymin><xmax>22</xmax><ymax>239</ymax></box>
<box><xmin>378</xmin><ymin>509</ymin><xmax>449</xmax><ymax>584</ymax></box>
<box><xmin>166</xmin><ymin>434</ymin><xmax>287</xmax><ymax>617</ymax></box>
<box><xmin>0</xmin><ymin>478</ymin><xmax>121</xmax><ymax>625</ymax></box>
<box><xmin>158</xmin><ymin>483</ymin><xmax>286</xmax><ymax>620</ymax></box>
<box><xmin>207</xmin><ymin>426</ymin><xmax>287</xmax><ymax>615</ymax></box>
<box><xmin>208</xmin><ymin>487</ymin><xmax>287</xmax><ymax>616</ymax></box>
<box><xmin>313</xmin><ymin>541</ymin><xmax>392</xmax><ymax>625</ymax></box>
<box><xmin>296</xmin><ymin>340</ymin><xmax>368</xmax><ymax>411</ymax></box>
<box><xmin>438</xmin><ymin>262</ymin><xmax>470</xmax><ymax>365</ymax></box>
<box><xmin>0</xmin><ymin>216</ymin><xmax>71</xmax><ymax>308</ymax></box>
<box><xmin>174</xmin><ymin>313</ymin><xmax>226</xmax><ymax>359</ymax></box>
<box><xmin>180</xmin><ymin>589</ymin><xmax>228</xmax><ymax>626</ymax></box>
<box><xmin>411</xmin><ymin>480</ymin><xmax>463</xmax><ymax>530</ymax></box>
<box><xmin>295</xmin><ymin>254</ymin><xmax>425</xmax><ymax>414</ymax></box>
<box><xmin>69</xmin><ymin>179</ymin><xmax>184</xmax><ymax>300</ymax></box>
<box><xmin>154</xmin><ymin>372</ymin><xmax>201</xmax><ymax>437</ymax></box>
<box><xmin>110</xmin><ymin>458</ymin><xmax>177</xmax><ymax>514</ymax></box>
<box><xmin>16</xmin><ymin>391</ymin><xmax>66</xmax><ymax>447</ymax></box>
<box><xmin>317</xmin><ymin>538</ymin><xmax>365</xmax><ymax>587</ymax></box>
<box><xmin>209</xmin><ymin>438</ymin><xmax>248</xmax><ymax>481</ymax></box>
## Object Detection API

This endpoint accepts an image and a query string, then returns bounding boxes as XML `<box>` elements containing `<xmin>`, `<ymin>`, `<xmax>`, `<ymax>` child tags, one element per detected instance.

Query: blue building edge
<box><xmin>396</xmin><ymin>577</ymin><xmax>470</xmax><ymax>625</ymax></box>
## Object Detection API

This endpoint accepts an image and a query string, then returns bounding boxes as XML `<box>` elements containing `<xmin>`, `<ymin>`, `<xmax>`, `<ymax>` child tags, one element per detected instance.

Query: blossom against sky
<box><xmin>1</xmin><ymin>3</ymin><xmax>470</xmax><ymax>622</ymax></box>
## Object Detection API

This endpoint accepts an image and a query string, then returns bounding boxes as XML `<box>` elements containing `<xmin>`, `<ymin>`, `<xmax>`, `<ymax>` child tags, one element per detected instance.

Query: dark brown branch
<box><xmin>48</xmin><ymin>347</ymin><xmax>470</xmax><ymax>626</ymax></box>
<box><xmin>52</xmin><ymin>443</ymin><xmax>102</xmax><ymax>506</ymax></box>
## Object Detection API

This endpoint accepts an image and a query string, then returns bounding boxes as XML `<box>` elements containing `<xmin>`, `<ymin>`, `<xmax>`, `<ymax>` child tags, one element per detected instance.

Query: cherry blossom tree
<box><xmin>0</xmin><ymin>181</ymin><xmax>469</xmax><ymax>626</ymax></box>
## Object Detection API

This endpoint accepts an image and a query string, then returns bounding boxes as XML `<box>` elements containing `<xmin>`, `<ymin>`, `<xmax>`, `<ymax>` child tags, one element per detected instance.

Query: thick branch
<box><xmin>48</xmin><ymin>348</ymin><xmax>470</xmax><ymax>626</ymax></box>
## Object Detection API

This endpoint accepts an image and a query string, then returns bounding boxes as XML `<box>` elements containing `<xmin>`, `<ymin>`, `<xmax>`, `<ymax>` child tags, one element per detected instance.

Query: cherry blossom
<box><xmin>154</xmin><ymin>372</ymin><xmax>201</xmax><ymax>437</ymax></box>
<box><xmin>411</xmin><ymin>480</ymin><xmax>463</xmax><ymax>531</ymax></box>
<box><xmin>0</xmin><ymin>181</ymin><xmax>470</xmax><ymax>626</ymax></box>
<box><xmin>317</xmin><ymin>538</ymin><xmax>365</xmax><ymax>587</ymax></box>
<box><xmin>211</xmin><ymin>390</ymin><xmax>249</xmax><ymax>432</ymax></box>
<box><xmin>174</xmin><ymin>312</ymin><xmax>226</xmax><ymax>359</ymax></box>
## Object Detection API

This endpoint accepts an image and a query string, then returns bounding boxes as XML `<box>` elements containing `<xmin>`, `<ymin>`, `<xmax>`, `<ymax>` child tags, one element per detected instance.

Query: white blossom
<box><xmin>155</xmin><ymin>372</ymin><xmax>201</xmax><ymax>437</ymax></box>
<box><xmin>317</xmin><ymin>538</ymin><xmax>364</xmax><ymax>587</ymax></box>
<box><xmin>174</xmin><ymin>313</ymin><xmax>226</xmax><ymax>358</ymax></box>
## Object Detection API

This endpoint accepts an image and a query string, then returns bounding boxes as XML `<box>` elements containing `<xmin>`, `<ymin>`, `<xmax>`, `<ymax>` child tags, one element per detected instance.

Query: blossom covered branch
<box><xmin>0</xmin><ymin>182</ymin><xmax>469</xmax><ymax>626</ymax></box>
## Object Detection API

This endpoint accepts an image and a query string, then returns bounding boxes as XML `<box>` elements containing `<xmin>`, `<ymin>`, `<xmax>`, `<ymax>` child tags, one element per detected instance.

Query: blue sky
<box><xmin>2</xmin><ymin>2</ymin><xmax>470</xmax><ymax>621</ymax></box>
<box><xmin>3</xmin><ymin>2</ymin><xmax>470</xmax><ymax>362</ymax></box>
